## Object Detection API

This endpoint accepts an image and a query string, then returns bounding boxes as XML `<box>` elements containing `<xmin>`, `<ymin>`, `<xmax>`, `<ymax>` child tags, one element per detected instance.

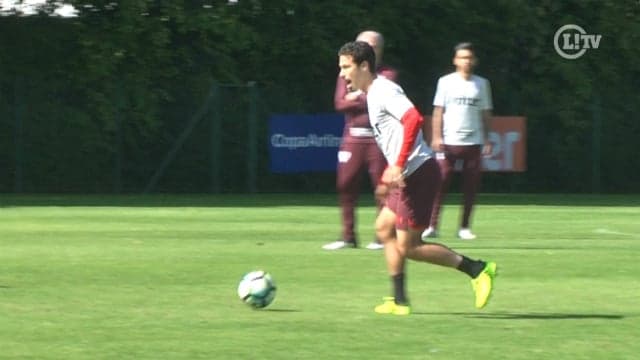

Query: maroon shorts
<box><xmin>385</xmin><ymin>158</ymin><xmax>441</xmax><ymax>231</ymax></box>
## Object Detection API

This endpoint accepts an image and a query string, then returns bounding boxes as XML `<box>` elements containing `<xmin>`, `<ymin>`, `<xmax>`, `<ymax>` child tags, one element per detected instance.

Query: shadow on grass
<box><xmin>262</xmin><ymin>308</ymin><xmax>300</xmax><ymax>313</ymax></box>
<box><xmin>411</xmin><ymin>311</ymin><xmax>628</xmax><ymax>320</ymax></box>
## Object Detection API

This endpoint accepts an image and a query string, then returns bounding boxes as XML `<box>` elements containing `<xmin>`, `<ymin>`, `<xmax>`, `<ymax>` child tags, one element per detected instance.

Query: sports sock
<box><xmin>457</xmin><ymin>256</ymin><xmax>486</xmax><ymax>278</ymax></box>
<box><xmin>392</xmin><ymin>273</ymin><xmax>408</xmax><ymax>305</ymax></box>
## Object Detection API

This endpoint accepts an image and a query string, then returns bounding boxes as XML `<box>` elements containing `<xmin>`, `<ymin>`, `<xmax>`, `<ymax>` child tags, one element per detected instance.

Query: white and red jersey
<box><xmin>366</xmin><ymin>77</ymin><xmax>433</xmax><ymax>176</ymax></box>
<box><xmin>433</xmin><ymin>72</ymin><xmax>492</xmax><ymax>145</ymax></box>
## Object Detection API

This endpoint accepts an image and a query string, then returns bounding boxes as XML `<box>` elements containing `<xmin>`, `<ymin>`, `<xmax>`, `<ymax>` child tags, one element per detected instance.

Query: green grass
<box><xmin>1</xmin><ymin>194</ymin><xmax>639</xmax><ymax>359</ymax></box>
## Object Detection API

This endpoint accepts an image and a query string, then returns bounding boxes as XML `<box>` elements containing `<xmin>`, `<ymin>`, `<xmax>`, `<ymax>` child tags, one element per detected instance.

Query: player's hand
<box><xmin>431</xmin><ymin>137</ymin><xmax>444</xmax><ymax>152</ymax></box>
<box><xmin>344</xmin><ymin>90</ymin><xmax>363</xmax><ymax>101</ymax></box>
<box><xmin>374</xmin><ymin>183</ymin><xmax>389</xmax><ymax>202</ymax></box>
<box><xmin>381</xmin><ymin>165</ymin><xmax>405</xmax><ymax>188</ymax></box>
<box><xmin>482</xmin><ymin>141</ymin><xmax>493</xmax><ymax>157</ymax></box>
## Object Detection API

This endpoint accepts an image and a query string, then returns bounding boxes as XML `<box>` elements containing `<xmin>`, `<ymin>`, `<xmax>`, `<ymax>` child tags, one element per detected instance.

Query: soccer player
<box><xmin>323</xmin><ymin>30</ymin><xmax>397</xmax><ymax>251</ymax></box>
<box><xmin>337</xmin><ymin>40</ymin><xmax>497</xmax><ymax>315</ymax></box>
<box><xmin>422</xmin><ymin>42</ymin><xmax>493</xmax><ymax>241</ymax></box>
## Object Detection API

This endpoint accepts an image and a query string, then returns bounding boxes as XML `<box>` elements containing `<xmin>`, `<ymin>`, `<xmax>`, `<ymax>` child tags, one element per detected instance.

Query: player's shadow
<box><xmin>411</xmin><ymin>311</ymin><xmax>627</xmax><ymax>320</ymax></box>
<box><xmin>263</xmin><ymin>308</ymin><xmax>300</xmax><ymax>313</ymax></box>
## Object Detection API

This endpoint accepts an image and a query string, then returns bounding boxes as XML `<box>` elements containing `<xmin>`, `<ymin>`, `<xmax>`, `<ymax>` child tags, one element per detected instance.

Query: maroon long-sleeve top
<box><xmin>334</xmin><ymin>66</ymin><xmax>397</xmax><ymax>143</ymax></box>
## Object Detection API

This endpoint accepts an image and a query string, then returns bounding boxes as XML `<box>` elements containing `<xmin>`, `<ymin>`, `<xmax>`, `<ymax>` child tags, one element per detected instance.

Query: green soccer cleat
<box><xmin>471</xmin><ymin>261</ymin><xmax>497</xmax><ymax>309</ymax></box>
<box><xmin>374</xmin><ymin>297</ymin><xmax>411</xmax><ymax>315</ymax></box>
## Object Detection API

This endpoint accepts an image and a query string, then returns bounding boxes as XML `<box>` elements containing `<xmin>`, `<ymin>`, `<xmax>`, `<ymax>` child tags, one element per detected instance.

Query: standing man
<box><xmin>337</xmin><ymin>40</ymin><xmax>497</xmax><ymax>315</ymax></box>
<box><xmin>422</xmin><ymin>42</ymin><xmax>493</xmax><ymax>241</ymax></box>
<box><xmin>323</xmin><ymin>30</ymin><xmax>397</xmax><ymax>251</ymax></box>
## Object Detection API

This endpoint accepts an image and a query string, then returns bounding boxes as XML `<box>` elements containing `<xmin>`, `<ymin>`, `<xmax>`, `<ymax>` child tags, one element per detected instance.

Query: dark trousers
<box><xmin>336</xmin><ymin>140</ymin><xmax>386</xmax><ymax>241</ymax></box>
<box><xmin>430</xmin><ymin>145</ymin><xmax>483</xmax><ymax>230</ymax></box>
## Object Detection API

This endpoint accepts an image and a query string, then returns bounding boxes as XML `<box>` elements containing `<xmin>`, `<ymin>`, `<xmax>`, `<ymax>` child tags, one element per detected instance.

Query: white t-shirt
<box><xmin>433</xmin><ymin>73</ymin><xmax>492</xmax><ymax>145</ymax></box>
<box><xmin>367</xmin><ymin>77</ymin><xmax>433</xmax><ymax>176</ymax></box>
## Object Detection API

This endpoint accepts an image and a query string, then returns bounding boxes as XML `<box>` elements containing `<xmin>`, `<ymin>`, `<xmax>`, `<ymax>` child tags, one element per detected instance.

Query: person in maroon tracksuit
<box><xmin>323</xmin><ymin>30</ymin><xmax>397</xmax><ymax>250</ymax></box>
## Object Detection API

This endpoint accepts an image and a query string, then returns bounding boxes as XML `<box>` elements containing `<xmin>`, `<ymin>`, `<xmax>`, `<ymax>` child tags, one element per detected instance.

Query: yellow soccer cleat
<box><xmin>374</xmin><ymin>297</ymin><xmax>396</xmax><ymax>314</ymax></box>
<box><xmin>374</xmin><ymin>297</ymin><xmax>411</xmax><ymax>315</ymax></box>
<box><xmin>471</xmin><ymin>261</ymin><xmax>497</xmax><ymax>309</ymax></box>
<box><xmin>392</xmin><ymin>304</ymin><xmax>411</xmax><ymax>316</ymax></box>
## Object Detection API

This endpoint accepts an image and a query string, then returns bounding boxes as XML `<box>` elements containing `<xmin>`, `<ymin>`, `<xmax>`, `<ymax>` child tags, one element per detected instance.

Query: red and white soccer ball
<box><xmin>237</xmin><ymin>270</ymin><xmax>277</xmax><ymax>309</ymax></box>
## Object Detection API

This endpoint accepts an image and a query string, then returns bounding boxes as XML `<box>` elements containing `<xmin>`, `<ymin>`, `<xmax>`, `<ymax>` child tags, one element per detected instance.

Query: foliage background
<box><xmin>1</xmin><ymin>0</ymin><xmax>638</xmax><ymax>193</ymax></box>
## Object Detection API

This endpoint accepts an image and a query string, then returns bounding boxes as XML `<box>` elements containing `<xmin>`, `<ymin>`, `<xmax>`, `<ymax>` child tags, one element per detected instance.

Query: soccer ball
<box><xmin>237</xmin><ymin>270</ymin><xmax>277</xmax><ymax>309</ymax></box>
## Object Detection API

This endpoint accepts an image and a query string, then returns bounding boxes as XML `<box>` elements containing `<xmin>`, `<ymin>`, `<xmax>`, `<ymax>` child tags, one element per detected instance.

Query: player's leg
<box><xmin>399</xmin><ymin>229</ymin><xmax>486</xmax><ymax>277</ymax></box>
<box><xmin>397</xmin><ymin>159</ymin><xmax>497</xmax><ymax>309</ymax></box>
<box><xmin>366</xmin><ymin>142</ymin><xmax>387</xmax><ymax>210</ymax></box>
<box><xmin>375</xmin><ymin>207</ymin><xmax>404</xmax><ymax>280</ymax></box>
<box><xmin>365</xmin><ymin>142</ymin><xmax>387</xmax><ymax>250</ymax></box>
<box><xmin>458</xmin><ymin>145</ymin><xmax>483</xmax><ymax>239</ymax></box>
<box><xmin>423</xmin><ymin>147</ymin><xmax>456</xmax><ymax>239</ymax></box>
<box><xmin>337</xmin><ymin>142</ymin><xmax>363</xmax><ymax>243</ymax></box>
<box><xmin>398</xmin><ymin>231</ymin><xmax>497</xmax><ymax>309</ymax></box>
<box><xmin>398</xmin><ymin>159</ymin><xmax>464</xmax><ymax>267</ymax></box>
<box><xmin>323</xmin><ymin>142</ymin><xmax>364</xmax><ymax>250</ymax></box>
<box><xmin>373</xmin><ymin>192</ymin><xmax>409</xmax><ymax>315</ymax></box>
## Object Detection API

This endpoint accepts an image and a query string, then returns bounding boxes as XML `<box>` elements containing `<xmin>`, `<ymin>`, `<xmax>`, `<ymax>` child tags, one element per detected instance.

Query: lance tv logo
<box><xmin>554</xmin><ymin>24</ymin><xmax>602</xmax><ymax>59</ymax></box>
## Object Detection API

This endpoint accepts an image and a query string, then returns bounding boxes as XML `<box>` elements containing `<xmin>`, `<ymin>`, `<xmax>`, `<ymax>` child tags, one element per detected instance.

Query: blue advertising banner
<box><xmin>269</xmin><ymin>113</ymin><xmax>344</xmax><ymax>173</ymax></box>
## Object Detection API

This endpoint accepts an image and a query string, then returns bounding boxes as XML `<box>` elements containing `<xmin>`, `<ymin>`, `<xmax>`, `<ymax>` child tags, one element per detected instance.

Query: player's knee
<box><xmin>375</xmin><ymin>221</ymin><xmax>393</xmax><ymax>242</ymax></box>
<box><xmin>374</xmin><ymin>223</ymin><xmax>389</xmax><ymax>241</ymax></box>
<box><xmin>395</xmin><ymin>241</ymin><xmax>411</xmax><ymax>257</ymax></box>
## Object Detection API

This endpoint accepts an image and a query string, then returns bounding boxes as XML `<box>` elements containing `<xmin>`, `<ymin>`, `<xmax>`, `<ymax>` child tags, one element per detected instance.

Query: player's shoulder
<box><xmin>371</xmin><ymin>77</ymin><xmax>403</xmax><ymax>94</ymax></box>
<box><xmin>439</xmin><ymin>72</ymin><xmax>458</xmax><ymax>81</ymax></box>
<box><xmin>437</xmin><ymin>72</ymin><xmax>459</xmax><ymax>88</ymax></box>
<box><xmin>471</xmin><ymin>74</ymin><xmax>490</xmax><ymax>85</ymax></box>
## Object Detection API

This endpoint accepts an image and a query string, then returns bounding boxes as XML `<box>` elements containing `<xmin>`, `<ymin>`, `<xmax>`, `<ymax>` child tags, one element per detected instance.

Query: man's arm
<box><xmin>481</xmin><ymin>79</ymin><xmax>493</xmax><ymax>156</ymax></box>
<box><xmin>334</xmin><ymin>76</ymin><xmax>367</xmax><ymax>112</ymax></box>
<box><xmin>481</xmin><ymin>109</ymin><xmax>493</xmax><ymax>156</ymax></box>
<box><xmin>422</xmin><ymin>113</ymin><xmax>432</xmax><ymax>144</ymax></box>
<box><xmin>431</xmin><ymin>106</ymin><xmax>444</xmax><ymax>152</ymax></box>
<box><xmin>431</xmin><ymin>77</ymin><xmax>445</xmax><ymax>152</ymax></box>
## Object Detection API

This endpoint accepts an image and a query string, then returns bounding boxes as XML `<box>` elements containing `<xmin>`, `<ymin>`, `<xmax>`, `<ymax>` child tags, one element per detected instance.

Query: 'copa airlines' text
<box><xmin>271</xmin><ymin>134</ymin><xmax>342</xmax><ymax>149</ymax></box>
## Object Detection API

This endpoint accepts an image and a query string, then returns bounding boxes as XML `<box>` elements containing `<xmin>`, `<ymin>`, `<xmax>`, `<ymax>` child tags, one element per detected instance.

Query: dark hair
<box><xmin>338</xmin><ymin>41</ymin><xmax>376</xmax><ymax>74</ymax></box>
<box><xmin>454</xmin><ymin>42</ymin><xmax>474</xmax><ymax>56</ymax></box>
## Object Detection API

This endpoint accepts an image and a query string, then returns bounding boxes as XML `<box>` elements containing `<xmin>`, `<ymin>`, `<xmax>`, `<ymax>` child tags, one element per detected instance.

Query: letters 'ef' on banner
<box><xmin>425</xmin><ymin>116</ymin><xmax>527</xmax><ymax>172</ymax></box>
<box><xmin>483</xmin><ymin>116</ymin><xmax>526</xmax><ymax>172</ymax></box>
<box><xmin>269</xmin><ymin>114</ymin><xmax>344</xmax><ymax>173</ymax></box>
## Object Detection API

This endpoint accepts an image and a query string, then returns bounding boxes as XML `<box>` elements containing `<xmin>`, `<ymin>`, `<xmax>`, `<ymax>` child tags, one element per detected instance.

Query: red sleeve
<box><xmin>396</xmin><ymin>107</ymin><xmax>424</xmax><ymax>168</ymax></box>
<box><xmin>334</xmin><ymin>75</ymin><xmax>367</xmax><ymax>112</ymax></box>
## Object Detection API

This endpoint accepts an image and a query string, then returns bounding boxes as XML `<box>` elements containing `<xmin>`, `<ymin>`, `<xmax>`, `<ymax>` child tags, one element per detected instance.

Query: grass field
<box><xmin>1</xmin><ymin>193</ymin><xmax>639</xmax><ymax>359</ymax></box>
